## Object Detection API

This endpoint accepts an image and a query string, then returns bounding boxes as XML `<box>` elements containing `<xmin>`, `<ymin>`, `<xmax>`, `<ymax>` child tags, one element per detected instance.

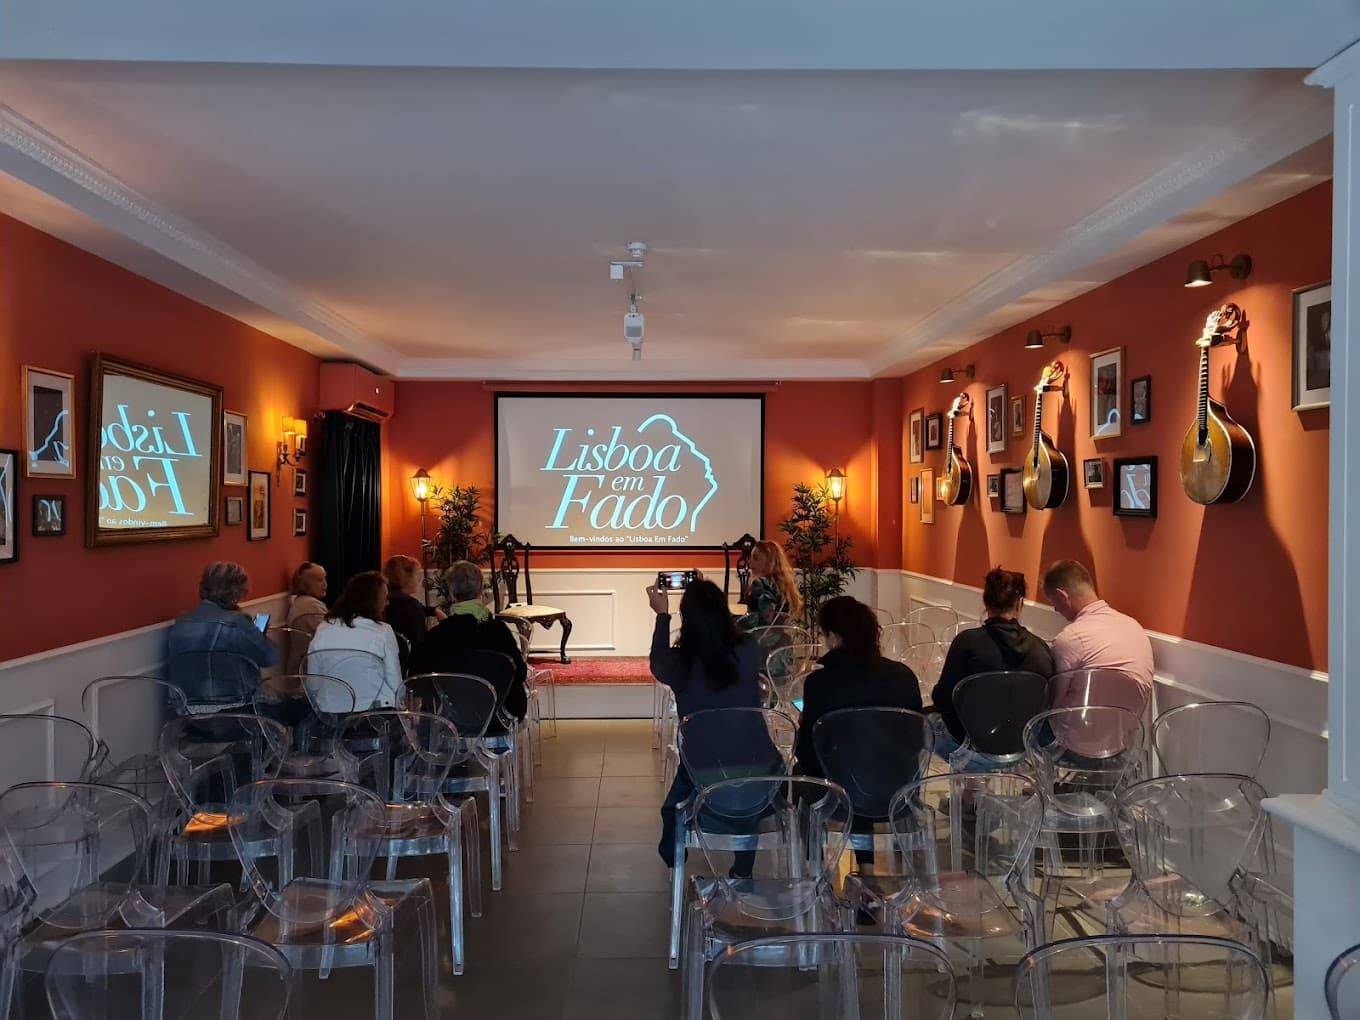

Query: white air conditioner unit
<box><xmin>319</xmin><ymin>363</ymin><xmax>395</xmax><ymax>421</ymax></box>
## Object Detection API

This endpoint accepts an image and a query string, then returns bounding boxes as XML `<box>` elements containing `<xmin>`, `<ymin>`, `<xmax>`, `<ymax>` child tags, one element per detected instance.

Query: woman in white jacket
<box><xmin>307</xmin><ymin>571</ymin><xmax>403</xmax><ymax>709</ymax></box>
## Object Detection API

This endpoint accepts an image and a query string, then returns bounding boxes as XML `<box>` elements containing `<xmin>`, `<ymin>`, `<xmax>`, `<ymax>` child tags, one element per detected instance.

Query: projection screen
<box><xmin>496</xmin><ymin>394</ymin><xmax>764</xmax><ymax>549</ymax></box>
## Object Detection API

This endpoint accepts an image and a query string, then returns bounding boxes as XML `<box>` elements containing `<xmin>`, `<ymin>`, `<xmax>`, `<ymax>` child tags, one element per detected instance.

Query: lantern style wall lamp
<box><xmin>826</xmin><ymin>467</ymin><xmax>846</xmax><ymax>507</ymax></box>
<box><xmin>411</xmin><ymin>468</ymin><xmax>434</xmax><ymax>606</ymax></box>
<box><xmin>1024</xmin><ymin>325</ymin><xmax>1071</xmax><ymax>350</ymax></box>
<box><xmin>276</xmin><ymin>415</ymin><xmax>308</xmax><ymax>475</ymax></box>
<box><xmin>938</xmin><ymin>364</ymin><xmax>975</xmax><ymax>385</ymax></box>
<box><xmin>1185</xmin><ymin>253</ymin><xmax>1252</xmax><ymax>288</ymax></box>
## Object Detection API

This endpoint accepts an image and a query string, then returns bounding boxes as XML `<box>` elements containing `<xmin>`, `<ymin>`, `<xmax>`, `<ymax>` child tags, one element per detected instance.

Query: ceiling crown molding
<box><xmin>867</xmin><ymin>86</ymin><xmax>1333</xmax><ymax>377</ymax></box>
<box><xmin>0</xmin><ymin>104</ymin><xmax>401</xmax><ymax>372</ymax></box>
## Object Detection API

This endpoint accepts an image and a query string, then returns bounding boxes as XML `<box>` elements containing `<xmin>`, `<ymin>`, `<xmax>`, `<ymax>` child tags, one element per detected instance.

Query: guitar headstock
<box><xmin>948</xmin><ymin>392</ymin><xmax>972</xmax><ymax>417</ymax></box>
<box><xmin>1196</xmin><ymin>303</ymin><xmax>1244</xmax><ymax>348</ymax></box>
<box><xmin>1035</xmin><ymin>360</ymin><xmax>1067</xmax><ymax>393</ymax></box>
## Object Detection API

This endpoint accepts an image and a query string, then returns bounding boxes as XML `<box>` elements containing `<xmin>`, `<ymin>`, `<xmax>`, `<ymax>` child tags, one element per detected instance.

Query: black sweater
<box><xmin>649</xmin><ymin>615</ymin><xmax>764</xmax><ymax>719</ymax></box>
<box><xmin>410</xmin><ymin>612</ymin><xmax>529</xmax><ymax>720</ymax></box>
<box><xmin>932</xmin><ymin>619</ymin><xmax>1055</xmax><ymax>742</ymax></box>
<box><xmin>793</xmin><ymin>649</ymin><xmax>923</xmax><ymax>778</ymax></box>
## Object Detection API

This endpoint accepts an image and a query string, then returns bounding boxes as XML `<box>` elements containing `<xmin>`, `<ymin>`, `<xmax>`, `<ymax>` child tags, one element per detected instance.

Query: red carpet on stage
<box><xmin>529</xmin><ymin>656</ymin><xmax>654</xmax><ymax>685</ymax></box>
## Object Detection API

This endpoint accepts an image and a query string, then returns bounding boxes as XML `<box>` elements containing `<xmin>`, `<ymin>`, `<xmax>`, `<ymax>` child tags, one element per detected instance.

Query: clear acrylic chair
<box><xmin>304</xmin><ymin>647</ymin><xmax>393</xmax><ymax>710</ymax></box>
<box><xmin>906</xmin><ymin>641</ymin><xmax>950</xmax><ymax>706</ymax></box>
<box><xmin>668</xmin><ymin>707</ymin><xmax>796</xmax><ymax>969</ymax></box>
<box><xmin>811</xmin><ymin>707</ymin><xmax>935</xmax><ymax>862</ymax></box>
<box><xmin>871</xmin><ymin>606</ymin><xmax>898</xmax><ymax>627</ymax></box>
<box><xmin>336</xmin><ymin>708</ymin><xmax>481</xmax><ymax>975</ymax></box>
<box><xmin>845</xmin><ymin>771</ymin><xmax>1044</xmax><ymax>1018</ymax></box>
<box><xmin>1048</xmin><ymin>668</ymin><xmax>1150</xmax><ymax>715</ymax></box>
<box><xmin>266</xmin><ymin>624</ymin><xmax>316</xmax><ymax>676</ymax></box>
<box><xmin>949</xmin><ymin>671</ymin><xmax>1050</xmax><ymax>771</ymax></box>
<box><xmin>228</xmin><ymin>778</ymin><xmax>439</xmax><ymax>1020</ymax></box>
<box><xmin>45</xmin><ymin>929</ymin><xmax>292</xmax><ymax>1020</ymax></box>
<box><xmin>1327</xmin><ymin>942</ymin><xmax>1360</xmax><ymax>1019</ymax></box>
<box><xmin>406</xmin><ymin>672</ymin><xmax>515</xmax><ymax>891</ymax></box>
<box><xmin>158</xmin><ymin>714</ymin><xmax>291</xmax><ymax>885</ymax></box>
<box><xmin>253</xmin><ymin>673</ymin><xmax>357</xmax><ymax>779</ymax></box>
<box><xmin>0</xmin><ymin>782</ymin><xmax>233</xmax><ymax>1020</ymax></box>
<box><xmin>766</xmin><ymin>644</ymin><xmax>822</xmax><ymax>713</ymax></box>
<box><xmin>165</xmin><ymin>650</ymin><xmax>265</xmax><ymax>714</ymax></box>
<box><xmin>908</xmin><ymin>606</ymin><xmax>960</xmax><ymax>642</ymax></box>
<box><xmin>681</xmin><ymin>776</ymin><xmax>854</xmax><ymax>1020</ymax></box>
<box><xmin>1014</xmin><ymin>933</ymin><xmax>1270</xmax><ymax>1019</ymax></box>
<box><xmin>707</xmin><ymin>932</ymin><xmax>958</xmax><ymax>1020</ymax></box>
<box><xmin>1152</xmin><ymin>701</ymin><xmax>1270</xmax><ymax>780</ymax></box>
<box><xmin>82</xmin><ymin>676</ymin><xmax>189</xmax><ymax>784</ymax></box>
<box><xmin>881</xmin><ymin>623</ymin><xmax>937</xmax><ymax>664</ymax></box>
<box><xmin>0</xmin><ymin>712</ymin><xmax>100</xmax><ymax>785</ymax></box>
<box><xmin>1110</xmin><ymin>775</ymin><xmax>1270</xmax><ymax>964</ymax></box>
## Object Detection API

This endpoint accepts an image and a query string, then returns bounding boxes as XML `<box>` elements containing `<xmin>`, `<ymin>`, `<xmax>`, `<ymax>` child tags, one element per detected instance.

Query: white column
<box><xmin>1265</xmin><ymin>42</ymin><xmax>1360</xmax><ymax>1020</ymax></box>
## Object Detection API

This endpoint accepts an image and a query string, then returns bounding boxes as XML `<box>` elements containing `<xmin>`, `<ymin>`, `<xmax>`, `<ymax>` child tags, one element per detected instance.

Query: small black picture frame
<box><xmin>1130</xmin><ymin>375</ymin><xmax>1152</xmax><ymax>425</ymax></box>
<box><xmin>32</xmin><ymin>494</ymin><xmax>65</xmax><ymax>536</ymax></box>
<box><xmin>293</xmin><ymin>468</ymin><xmax>308</xmax><ymax>498</ymax></box>
<box><xmin>986</xmin><ymin>474</ymin><xmax>1000</xmax><ymax>498</ymax></box>
<box><xmin>999</xmin><ymin>468</ymin><xmax>1026</xmax><ymax>514</ymax></box>
<box><xmin>1083</xmin><ymin>458</ymin><xmax>1105</xmax><ymax>490</ymax></box>
<box><xmin>1113</xmin><ymin>456</ymin><xmax>1158</xmax><ymax>518</ymax></box>
<box><xmin>293</xmin><ymin>508</ymin><xmax>308</xmax><ymax>537</ymax></box>
<box><xmin>925</xmin><ymin>413</ymin><xmax>943</xmax><ymax>451</ymax></box>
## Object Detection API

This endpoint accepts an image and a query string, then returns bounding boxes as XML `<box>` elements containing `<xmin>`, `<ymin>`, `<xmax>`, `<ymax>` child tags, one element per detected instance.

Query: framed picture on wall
<box><xmin>908</xmin><ymin>477</ymin><xmax>919</xmax><ymax>504</ymax></box>
<box><xmin>919</xmin><ymin>469</ymin><xmax>934</xmax><ymax>524</ymax></box>
<box><xmin>222</xmin><ymin>410</ymin><xmax>248</xmax><ymax>486</ymax></box>
<box><xmin>247</xmin><ymin>470</ymin><xmax>271</xmax><ymax>541</ymax></box>
<box><xmin>1083</xmin><ymin>458</ymin><xmax>1105</xmax><ymax>490</ymax></box>
<box><xmin>0</xmin><ymin>450</ymin><xmax>18</xmax><ymax>564</ymax></box>
<box><xmin>985</xmin><ymin>384</ymin><xmax>1007</xmax><ymax>455</ymax></box>
<box><xmin>1113</xmin><ymin>456</ymin><xmax>1157</xmax><ymax>518</ymax></box>
<box><xmin>986</xmin><ymin>474</ymin><xmax>1000</xmax><ymax>499</ymax></box>
<box><xmin>293</xmin><ymin>468</ymin><xmax>308</xmax><ymax>498</ymax></box>
<box><xmin>224</xmin><ymin>495</ymin><xmax>244</xmax><ymax>526</ymax></box>
<box><xmin>925</xmin><ymin>413</ymin><xmax>942</xmax><ymax>451</ymax></box>
<box><xmin>293</xmin><ymin>508</ymin><xmax>308</xmax><ymax>537</ymax></box>
<box><xmin>22</xmin><ymin>366</ymin><xmax>76</xmax><ymax>479</ymax></box>
<box><xmin>909</xmin><ymin>409</ymin><xmax>924</xmax><ymax>464</ymax></box>
<box><xmin>1292</xmin><ymin>281</ymin><xmax>1331</xmax><ymax>411</ymax></box>
<box><xmin>1000</xmin><ymin>468</ymin><xmax>1026</xmax><ymax>514</ymax></box>
<box><xmin>1010</xmin><ymin>395</ymin><xmax>1025</xmax><ymax>437</ymax></box>
<box><xmin>1130</xmin><ymin>376</ymin><xmax>1152</xmax><ymax>425</ymax></box>
<box><xmin>32</xmin><ymin>495</ymin><xmax>65</xmax><ymax>536</ymax></box>
<box><xmin>1089</xmin><ymin>347</ymin><xmax>1124</xmax><ymax>439</ymax></box>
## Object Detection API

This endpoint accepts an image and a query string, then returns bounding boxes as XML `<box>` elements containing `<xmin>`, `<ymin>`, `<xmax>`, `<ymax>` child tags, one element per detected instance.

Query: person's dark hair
<box><xmin>817</xmin><ymin>596</ymin><xmax>881</xmax><ymax>665</ymax></box>
<box><xmin>674</xmin><ymin>579</ymin><xmax>743</xmax><ymax>691</ymax></box>
<box><xmin>327</xmin><ymin>571</ymin><xmax>387</xmax><ymax>627</ymax></box>
<box><xmin>982</xmin><ymin>568</ymin><xmax>1027</xmax><ymax>616</ymax></box>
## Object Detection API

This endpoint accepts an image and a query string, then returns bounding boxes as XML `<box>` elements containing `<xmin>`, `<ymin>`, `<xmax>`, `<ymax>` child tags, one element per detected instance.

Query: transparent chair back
<box><xmin>766</xmin><ymin>644</ymin><xmax>821</xmax><ymax>709</ymax></box>
<box><xmin>749</xmin><ymin>624</ymin><xmax>814</xmax><ymax>664</ymax></box>
<box><xmin>266</xmin><ymin>624</ymin><xmax>316</xmax><ymax>676</ymax></box>
<box><xmin>159</xmin><ymin>714</ymin><xmax>291</xmax><ymax>817</ymax></box>
<box><xmin>81</xmin><ymin>676</ymin><xmax>189</xmax><ymax>782</ymax></box>
<box><xmin>45</xmin><ymin>929</ymin><xmax>292</xmax><ymax>1020</ymax></box>
<box><xmin>881</xmin><ymin>623</ymin><xmax>936</xmax><ymax>664</ymax></box>
<box><xmin>337</xmin><ymin>709</ymin><xmax>465</xmax><ymax>802</ymax></box>
<box><xmin>1153</xmin><ymin>701</ymin><xmax>1270</xmax><ymax>779</ymax></box>
<box><xmin>1049</xmin><ymin>668</ymin><xmax>1149</xmax><ymax>715</ymax></box>
<box><xmin>907</xmin><ymin>606</ymin><xmax>960</xmax><ymax>641</ymax></box>
<box><xmin>812</xmin><ymin>707</ymin><xmax>934</xmax><ymax>823</ymax></box>
<box><xmin>303</xmin><ymin>647</ymin><xmax>389</xmax><ymax>709</ymax></box>
<box><xmin>692</xmin><ymin>776</ymin><xmax>852</xmax><ymax>922</ymax></box>
<box><xmin>408</xmin><ymin>673</ymin><xmax>499</xmax><ymax>742</ymax></box>
<box><xmin>707</xmin><ymin>933</ymin><xmax>957</xmax><ymax>1020</ymax></box>
<box><xmin>0</xmin><ymin>782</ymin><xmax>151</xmax><ymax>934</ymax></box>
<box><xmin>1014</xmin><ymin>933</ymin><xmax>1269</xmax><ymax>1019</ymax></box>
<box><xmin>253</xmin><ymin>673</ymin><xmax>356</xmax><ymax>757</ymax></box>
<box><xmin>1116</xmin><ymin>773</ymin><xmax>1267</xmax><ymax>920</ymax></box>
<box><xmin>1327</xmin><ymin>942</ymin><xmax>1360</xmax><ymax>1020</ymax></box>
<box><xmin>1024</xmin><ymin>705</ymin><xmax>1145</xmax><ymax>819</ymax></box>
<box><xmin>0</xmin><ymin>713</ymin><xmax>99</xmax><ymax>786</ymax></box>
<box><xmin>165</xmin><ymin>651</ymin><xmax>263</xmax><ymax>712</ymax></box>
<box><xmin>678</xmin><ymin>708</ymin><xmax>794</xmax><ymax>791</ymax></box>
<box><xmin>952</xmin><ymin>671</ymin><xmax>1050</xmax><ymax>758</ymax></box>
<box><xmin>905</xmin><ymin>641</ymin><xmax>949</xmax><ymax>697</ymax></box>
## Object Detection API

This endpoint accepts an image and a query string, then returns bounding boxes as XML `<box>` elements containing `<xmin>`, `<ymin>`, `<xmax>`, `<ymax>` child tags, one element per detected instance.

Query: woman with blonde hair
<box><xmin>739</xmin><ymin>540</ymin><xmax>802</xmax><ymax>630</ymax></box>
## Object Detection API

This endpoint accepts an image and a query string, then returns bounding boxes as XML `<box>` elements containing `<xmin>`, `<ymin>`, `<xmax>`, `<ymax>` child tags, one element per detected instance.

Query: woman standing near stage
<box><xmin>739</xmin><ymin>540</ymin><xmax>803</xmax><ymax>630</ymax></box>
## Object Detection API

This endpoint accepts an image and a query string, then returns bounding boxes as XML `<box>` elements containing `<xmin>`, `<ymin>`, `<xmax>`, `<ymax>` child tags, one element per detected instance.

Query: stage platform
<box><xmin>530</xmin><ymin>656</ymin><xmax>654</xmax><ymax>719</ymax></box>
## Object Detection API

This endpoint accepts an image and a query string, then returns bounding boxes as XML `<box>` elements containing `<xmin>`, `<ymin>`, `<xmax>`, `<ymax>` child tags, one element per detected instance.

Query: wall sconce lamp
<box><xmin>938</xmin><ymin>364</ymin><xmax>975</xmax><ymax>385</ymax></box>
<box><xmin>1185</xmin><ymin>253</ymin><xmax>1252</xmax><ymax>288</ymax></box>
<box><xmin>277</xmin><ymin>416</ymin><xmax>308</xmax><ymax>473</ymax></box>
<box><xmin>410</xmin><ymin>468</ymin><xmax>434</xmax><ymax>606</ymax></box>
<box><xmin>826</xmin><ymin>467</ymin><xmax>846</xmax><ymax>506</ymax></box>
<box><xmin>1024</xmin><ymin>325</ymin><xmax>1072</xmax><ymax>350</ymax></box>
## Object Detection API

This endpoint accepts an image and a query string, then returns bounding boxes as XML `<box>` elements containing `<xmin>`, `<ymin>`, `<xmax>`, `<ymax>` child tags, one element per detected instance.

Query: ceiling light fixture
<box><xmin>1024</xmin><ymin>325</ymin><xmax>1072</xmax><ymax>350</ymax></box>
<box><xmin>939</xmin><ymin>364</ymin><xmax>975</xmax><ymax>385</ymax></box>
<box><xmin>1185</xmin><ymin>253</ymin><xmax>1252</xmax><ymax>288</ymax></box>
<box><xmin>611</xmin><ymin>242</ymin><xmax>647</xmax><ymax>360</ymax></box>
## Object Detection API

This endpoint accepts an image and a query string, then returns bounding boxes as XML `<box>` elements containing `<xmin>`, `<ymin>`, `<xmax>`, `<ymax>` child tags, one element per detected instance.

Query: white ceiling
<box><xmin>0</xmin><ymin>54</ymin><xmax>1341</xmax><ymax>378</ymax></box>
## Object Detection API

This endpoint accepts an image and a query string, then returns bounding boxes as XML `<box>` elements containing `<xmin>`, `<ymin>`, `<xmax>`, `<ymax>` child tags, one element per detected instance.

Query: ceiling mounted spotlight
<box><xmin>1185</xmin><ymin>253</ymin><xmax>1252</xmax><ymax>289</ymax></box>
<box><xmin>939</xmin><ymin>364</ymin><xmax>975</xmax><ymax>385</ymax></box>
<box><xmin>1024</xmin><ymin>325</ymin><xmax>1072</xmax><ymax>350</ymax></box>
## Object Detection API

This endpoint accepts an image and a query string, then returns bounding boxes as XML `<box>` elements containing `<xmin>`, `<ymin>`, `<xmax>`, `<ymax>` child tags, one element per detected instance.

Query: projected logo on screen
<box><xmin>541</xmin><ymin>414</ymin><xmax>718</xmax><ymax>541</ymax></box>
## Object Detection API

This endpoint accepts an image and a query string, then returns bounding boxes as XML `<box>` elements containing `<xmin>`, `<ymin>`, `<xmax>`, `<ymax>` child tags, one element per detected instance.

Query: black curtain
<box><xmin>318</xmin><ymin>411</ymin><xmax>381</xmax><ymax>597</ymax></box>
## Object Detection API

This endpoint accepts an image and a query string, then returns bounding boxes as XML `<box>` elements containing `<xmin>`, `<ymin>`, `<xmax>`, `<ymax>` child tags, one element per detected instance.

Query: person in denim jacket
<box><xmin>166</xmin><ymin>562</ymin><xmax>277</xmax><ymax>713</ymax></box>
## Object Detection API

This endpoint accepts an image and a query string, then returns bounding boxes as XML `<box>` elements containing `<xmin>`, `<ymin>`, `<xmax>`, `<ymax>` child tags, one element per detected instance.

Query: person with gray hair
<box><xmin>166</xmin><ymin>561</ymin><xmax>278</xmax><ymax>712</ymax></box>
<box><xmin>410</xmin><ymin>559</ymin><xmax>529</xmax><ymax>720</ymax></box>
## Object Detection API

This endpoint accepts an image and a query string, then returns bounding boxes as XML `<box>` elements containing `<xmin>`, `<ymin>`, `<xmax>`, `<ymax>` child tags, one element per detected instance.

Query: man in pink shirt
<box><xmin>1041</xmin><ymin>560</ymin><xmax>1155</xmax><ymax>712</ymax></box>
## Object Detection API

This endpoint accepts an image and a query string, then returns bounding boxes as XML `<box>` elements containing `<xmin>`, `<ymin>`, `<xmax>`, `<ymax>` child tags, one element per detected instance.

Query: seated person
<box><xmin>383</xmin><ymin>554</ymin><xmax>443</xmax><ymax>667</ymax></box>
<box><xmin>648</xmin><ymin>578</ymin><xmax>772</xmax><ymax>872</ymax></box>
<box><xmin>282</xmin><ymin>561</ymin><xmax>328</xmax><ymax>673</ymax></box>
<box><xmin>738</xmin><ymin>540</ymin><xmax>803</xmax><ymax>631</ymax></box>
<box><xmin>410</xmin><ymin>560</ymin><xmax>528</xmax><ymax>720</ymax></box>
<box><xmin>931</xmin><ymin>567</ymin><xmax>1055</xmax><ymax>758</ymax></box>
<box><xmin>793</xmin><ymin>596</ymin><xmax>922</xmax><ymax>778</ymax></box>
<box><xmin>166</xmin><ymin>562</ymin><xmax>277</xmax><ymax>713</ymax></box>
<box><xmin>307</xmin><ymin>571</ymin><xmax>403</xmax><ymax>709</ymax></box>
<box><xmin>1041</xmin><ymin>559</ymin><xmax>1154</xmax><ymax>710</ymax></box>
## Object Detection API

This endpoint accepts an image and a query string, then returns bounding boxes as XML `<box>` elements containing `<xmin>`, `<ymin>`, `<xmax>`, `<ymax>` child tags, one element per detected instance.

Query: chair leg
<box><xmin>668</xmin><ymin>827</ymin><xmax>687</xmax><ymax>969</ymax></box>
<box><xmin>487</xmin><ymin>767</ymin><xmax>504</xmax><ymax>892</ymax></box>
<box><xmin>682</xmin><ymin>899</ymin><xmax>706</xmax><ymax>1020</ymax></box>
<box><xmin>374</xmin><ymin>932</ymin><xmax>396</xmax><ymax>1020</ymax></box>
<box><xmin>447</xmin><ymin>828</ymin><xmax>465</xmax><ymax>976</ymax></box>
<box><xmin>557</xmin><ymin>616</ymin><xmax>573</xmax><ymax>664</ymax></box>
<box><xmin>460</xmin><ymin>798</ymin><xmax>483</xmax><ymax>918</ymax></box>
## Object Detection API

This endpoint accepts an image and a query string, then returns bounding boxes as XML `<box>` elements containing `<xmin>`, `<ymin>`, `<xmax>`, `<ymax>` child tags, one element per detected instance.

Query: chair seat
<box><xmin>180</xmin><ymin>811</ymin><xmax>235</xmax><ymax>841</ymax></box>
<box><xmin>693</xmin><ymin>877</ymin><xmax>837</xmax><ymax>942</ymax></box>
<box><xmin>352</xmin><ymin>803</ymin><xmax>448</xmax><ymax>841</ymax></box>
<box><xmin>247</xmin><ymin>878</ymin><xmax>426</xmax><ymax>948</ymax></box>
<box><xmin>858</xmin><ymin>871</ymin><xmax>1023</xmax><ymax>941</ymax></box>
<box><xmin>499</xmin><ymin>604</ymin><xmax>566</xmax><ymax>622</ymax></box>
<box><xmin>1041</xmin><ymin>791</ymin><xmax>1116</xmax><ymax>833</ymax></box>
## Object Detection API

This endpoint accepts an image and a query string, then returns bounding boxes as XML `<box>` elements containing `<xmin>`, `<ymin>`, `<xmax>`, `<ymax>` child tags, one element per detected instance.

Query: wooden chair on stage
<box><xmin>721</xmin><ymin>532</ymin><xmax>758</xmax><ymax>610</ymax></box>
<box><xmin>491</xmin><ymin>534</ymin><xmax>574</xmax><ymax>664</ymax></box>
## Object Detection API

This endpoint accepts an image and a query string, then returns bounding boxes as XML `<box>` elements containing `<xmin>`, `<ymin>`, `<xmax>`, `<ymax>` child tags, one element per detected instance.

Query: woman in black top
<box><xmin>649</xmin><ymin>578</ymin><xmax>768</xmax><ymax>869</ymax></box>
<box><xmin>931</xmin><ymin>567</ymin><xmax>1055</xmax><ymax>754</ymax></box>
<box><xmin>793</xmin><ymin>596</ymin><xmax>923</xmax><ymax>778</ymax></box>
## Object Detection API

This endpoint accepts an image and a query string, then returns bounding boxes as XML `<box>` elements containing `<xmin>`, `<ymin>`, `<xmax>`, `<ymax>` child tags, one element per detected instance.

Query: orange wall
<box><xmin>901</xmin><ymin>183</ymin><xmax>1331</xmax><ymax>671</ymax></box>
<box><xmin>0</xmin><ymin>213</ymin><xmax>319</xmax><ymax>662</ymax></box>
<box><xmin>383</xmin><ymin>381</ymin><xmax>885</xmax><ymax>569</ymax></box>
